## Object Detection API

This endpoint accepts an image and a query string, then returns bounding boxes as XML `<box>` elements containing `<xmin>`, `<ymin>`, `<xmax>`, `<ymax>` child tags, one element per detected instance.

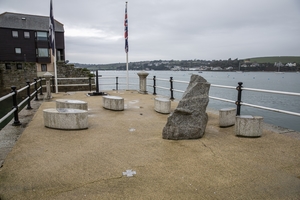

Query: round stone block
<box><xmin>154</xmin><ymin>97</ymin><xmax>171</xmax><ymax>114</ymax></box>
<box><xmin>43</xmin><ymin>108</ymin><xmax>88</xmax><ymax>130</ymax></box>
<box><xmin>56</xmin><ymin>99</ymin><xmax>88</xmax><ymax>110</ymax></box>
<box><xmin>103</xmin><ymin>96</ymin><xmax>124</xmax><ymax>111</ymax></box>
<box><xmin>235</xmin><ymin>115</ymin><xmax>263</xmax><ymax>137</ymax></box>
<box><xmin>219</xmin><ymin>107</ymin><xmax>236</xmax><ymax>127</ymax></box>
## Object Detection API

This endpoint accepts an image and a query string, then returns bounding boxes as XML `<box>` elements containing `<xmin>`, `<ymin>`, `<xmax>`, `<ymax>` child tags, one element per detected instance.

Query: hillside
<box><xmin>71</xmin><ymin>56</ymin><xmax>300</xmax><ymax>71</ymax></box>
<box><xmin>243</xmin><ymin>56</ymin><xmax>300</xmax><ymax>64</ymax></box>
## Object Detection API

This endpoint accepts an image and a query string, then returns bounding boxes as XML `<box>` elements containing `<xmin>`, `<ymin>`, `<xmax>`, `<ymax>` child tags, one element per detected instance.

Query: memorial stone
<box><xmin>162</xmin><ymin>74</ymin><xmax>210</xmax><ymax>140</ymax></box>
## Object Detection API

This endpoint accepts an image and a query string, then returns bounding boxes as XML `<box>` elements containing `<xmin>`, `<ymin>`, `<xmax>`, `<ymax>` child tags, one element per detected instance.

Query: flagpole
<box><xmin>54</xmin><ymin>55</ymin><xmax>58</xmax><ymax>93</ymax></box>
<box><xmin>49</xmin><ymin>0</ymin><xmax>58</xmax><ymax>93</ymax></box>
<box><xmin>126</xmin><ymin>52</ymin><xmax>129</xmax><ymax>90</ymax></box>
<box><xmin>125</xmin><ymin>1</ymin><xmax>129</xmax><ymax>90</ymax></box>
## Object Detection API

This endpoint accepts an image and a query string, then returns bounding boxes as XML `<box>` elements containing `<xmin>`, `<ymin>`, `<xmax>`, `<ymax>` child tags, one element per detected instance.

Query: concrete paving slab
<box><xmin>0</xmin><ymin>90</ymin><xmax>299</xmax><ymax>199</ymax></box>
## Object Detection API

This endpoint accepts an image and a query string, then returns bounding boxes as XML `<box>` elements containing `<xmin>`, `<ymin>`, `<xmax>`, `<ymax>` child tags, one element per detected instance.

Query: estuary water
<box><xmin>97</xmin><ymin>70</ymin><xmax>300</xmax><ymax>132</ymax></box>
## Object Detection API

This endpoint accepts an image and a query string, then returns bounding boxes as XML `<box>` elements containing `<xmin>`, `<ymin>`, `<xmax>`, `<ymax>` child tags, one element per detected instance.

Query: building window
<box><xmin>36</xmin><ymin>48</ymin><xmax>49</xmax><ymax>57</ymax></box>
<box><xmin>36</xmin><ymin>31</ymin><xmax>48</xmax><ymax>41</ymax></box>
<box><xmin>15</xmin><ymin>48</ymin><xmax>21</xmax><ymax>54</ymax></box>
<box><xmin>24</xmin><ymin>31</ymin><xmax>30</xmax><ymax>38</ymax></box>
<box><xmin>41</xmin><ymin>64</ymin><xmax>47</xmax><ymax>72</ymax></box>
<box><xmin>12</xmin><ymin>31</ymin><xmax>18</xmax><ymax>38</ymax></box>
<box><xmin>5</xmin><ymin>63</ymin><xmax>11</xmax><ymax>70</ymax></box>
<box><xmin>17</xmin><ymin>63</ymin><xmax>22</xmax><ymax>69</ymax></box>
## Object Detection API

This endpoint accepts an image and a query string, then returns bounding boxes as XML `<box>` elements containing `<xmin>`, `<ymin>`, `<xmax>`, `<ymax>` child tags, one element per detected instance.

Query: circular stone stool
<box><xmin>235</xmin><ymin>115</ymin><xmax>263</xmax><ymax>137</ymax></box>
<box><xmin>154</xmin><ymin>97</ymin><xmax>171</xmax><ymax>114</ymax></box>
<box><xmin>56</xmin><ymin>99</ymin><xmax>88</xmax><ymax>110</ymax></box>
<box><xmin>102</xmin><ymin>96</ymin><xmax>124</xmax><ymax>111</ymax></box>
<box><xmin>43</xmin><ymin>108</ymin><xmax>88</xmax><ymax>130</ymax></box>
<box><xmin>219</xmin><ymin>107</ymin><xmax>236</xmax><ymax>127</ymax></box>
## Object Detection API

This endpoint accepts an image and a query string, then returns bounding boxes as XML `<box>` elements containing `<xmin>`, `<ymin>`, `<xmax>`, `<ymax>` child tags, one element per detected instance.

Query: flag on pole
<box><xmin>49</xmin><ymin>0</ymin><xmax>58</xmax><ymax>93</ymax></box>
<box><xmin>49</xmin><ymin>0</ymin><xmax>56</xmax><ymax>56</ymax></box>
<box><xmin>124</xmin><ymin>2</ymin><xmax>128</xmax><ymax>53</ymax></box>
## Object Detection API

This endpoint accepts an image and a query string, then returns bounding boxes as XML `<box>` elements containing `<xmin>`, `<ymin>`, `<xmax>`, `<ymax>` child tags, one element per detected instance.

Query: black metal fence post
<box><xmin>153</xmin><ymin>76</ymin><xmax>157</xmax><ymax>95</ymax></box>
<box><xmin>11</xmin><ymin>86</ymin><xmax>21</xmax><ymax>126</ymax></box>
<box><xmin>95</xmin><ymin>70</ymin><xmax>99</xmax><ymax>93</ymax></box>
<box><xmin>39</xmin><ymin>77</ymin><xmax>43</xmax><ymax>95</ymax></box>
<box><xmin>26</xmin><ymin>81</ymin><xmax>32</xmax><ymax>110</ymax></box>
<box><xmin>170</xmin><ymin>77</ymin><xmax>174</xmax><ymax>100</ymax></box>
<box><xmin>51</xmin><ymin>76</ymin><xmax>55</xmax><ymax>93</ymax></box>
<box><xmin>235</xmin><ymin>82</ymin><xmax>243</xmax><ymax>116</ymax></box>
<box><xmin>34</xmin><ymin>78</ymin><xmax>39</xmax><ymax>101</ymax></box>
<box><xmin>89</xmin><ymin>77</ymin><xmax>92</xmax><ymax>91</ymax></box>
<box><xmin>116</xmin><ymin>77</ymin><xmax>119</xmax><ymax>91</ymax></box>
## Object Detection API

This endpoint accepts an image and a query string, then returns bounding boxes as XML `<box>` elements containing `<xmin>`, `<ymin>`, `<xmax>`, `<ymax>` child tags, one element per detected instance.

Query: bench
<box><xmin>103</xmin><ymin>96</ymin><xmax>124</xmax><ymax>111</ymax></box>
<box><xmin>154</xmin><ymin>97</ymin><xmax>171</xmax><ymax>114</ymax></box>
<box><xmin>235</xmin><ymin>115</ymin><xmax>263</xmax><ymax>137</ymax></box>
<box><xmin>219</xmin><ymin>107</ymin><xmax>236</xmax><ymax>127</ymax></box>
<box><xmin>43</xmin><ymin>108</ymin><xmax>88</xmax><ymax>130</ymax></box>
<box><xmin>56</xmin><ymin>99</ymin><xmax>88</xmax><ymax>110</ymax></box>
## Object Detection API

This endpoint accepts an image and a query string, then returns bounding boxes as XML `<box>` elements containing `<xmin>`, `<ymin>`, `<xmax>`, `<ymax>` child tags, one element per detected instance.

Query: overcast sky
<box><xmin>1</xmin><ymin>0</ymin><xmax>300</xmax><ymax>64</ymax></box>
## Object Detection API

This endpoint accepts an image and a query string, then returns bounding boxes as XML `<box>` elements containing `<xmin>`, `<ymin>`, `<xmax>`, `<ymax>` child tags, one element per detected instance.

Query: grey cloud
<box><xmin>1</xmin><ymin>0</ymin><xmax>299</xmax><ymax>63</ymax></box>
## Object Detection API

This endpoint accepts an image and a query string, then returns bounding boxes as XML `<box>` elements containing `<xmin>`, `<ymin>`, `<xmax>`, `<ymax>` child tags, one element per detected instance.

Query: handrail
<box><xmin>209</xmin><ymin>96</ymin><xmax>236</xmax><ymax>104</ymax></box>
<box><xmin>148</xmin><ymin>75</ymin><xmax>300</xmax><ymax>118</ymax></box>
<box><xmin>1</xmin><ymin>74</ymin><xmax>299</xmax><ymax>130</ymax></box>
<box><xmin>0</xmin><ymin>78</ymin><xmax>42</xmax><ymax>128</ymax></box>
<box><xmin>211</xmin><ymin>84</ymin><xmax>236</xmax><ymax>89</ymax></box>
<box><xmin>243</xmin><ymin>87</ymin><xmax>300</xmax><ymax>96</ymax></box>
<box><xmin>0</xmin><ymin>108</ymin><xmax>16</xmax><ymax>124</ymax></box>
<box><xmin>241</xmin><ymin>102</ymin><xmax>300</xmax><ymax>117</ymax></box>
<box><xmin>58</xmin><ymin>77</ymin><xmax>90</xmax><ymax>80</ymax></box>
<box><xmin>172</xmin><ymin>80</ymin><xmax>189</xmax><ymax>84</ymax></box>
<box><xmin>57</xmin><ymin>84</ymin><xmax>91</xmax><ymax>87</ymax></box>
<box><xmin>17</xmin><ymin>85</ymin><xmax>29</xmax><ymax>93</ymax></box>
<box><xmin>0</xmin><ymin>92</ymin><xmax>14</xmax><ymax>102</ymax></box>
<box><xmin>155</xmin><ymin>78</ymin><xmax>170</xmax><ymax>81</ymax></box>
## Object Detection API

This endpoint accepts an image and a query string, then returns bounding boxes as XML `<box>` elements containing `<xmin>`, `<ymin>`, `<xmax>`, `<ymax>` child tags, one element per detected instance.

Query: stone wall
<box><xmin>0</xmin><ymin>62</ymin><xmax>95</xmax><ymax>96</ymax></box>
<box><xmin>0</xmin><ymin>62</ymin><xmax>37</xmax><ymax>95</ymax></box>
<box><xmin>56</xmin><ymin>62</ymin><xmax>95</xmax><ymax>92</ymax></box>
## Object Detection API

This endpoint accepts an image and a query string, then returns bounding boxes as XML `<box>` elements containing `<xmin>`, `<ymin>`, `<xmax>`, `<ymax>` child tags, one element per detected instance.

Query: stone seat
<box><xmin>219</xmin><ymin>107</ymin><xmax>236</xmax><ymax>127</ymax></box>
<box><xmin>43</xmin><ymin>108</ymin><xmax>88</xmax><ymax>130</ymax></box>
<box><xmin>56</xmin><ymin>99</ymin><xmax>88</xmax><ymax>110</ymax></box>
<box><xmin>102</xmin><ymin>96</ymin><xmax>124</xmax><ymax>111</ymax></box>
<box><xmin>154</xmin><ymin>97</ymin><xmax>171</xmax><ymax>114</ymax></box>
<box><xmin>235</xmin><ymin>115</ymin><xmax>263</xmax><ymax>137</ymax></box>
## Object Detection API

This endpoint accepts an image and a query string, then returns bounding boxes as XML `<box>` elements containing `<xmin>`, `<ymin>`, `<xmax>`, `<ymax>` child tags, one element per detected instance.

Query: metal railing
<box><xmin>48</xmin><ymin>74</ymin><xmax>138</xmax><ymax>92</ymax></box>
<box><xmin>1</xmin><ymin>74</ymin><xmax>299</xmax><ymax>129</ymax></box>
<box><xmin>147</xmin><ymin>76</ymin><xmax>300</xmax><ymax>117</ymax></box>
<box><xmin>0</xmin><ymin>78</ymin><xmax>42</xmax><ymax>127</ymax></box>
<box><xmin>50</xmin><ymin>76</ymin><xmax>94</xmax><ymax>92</ymax></box>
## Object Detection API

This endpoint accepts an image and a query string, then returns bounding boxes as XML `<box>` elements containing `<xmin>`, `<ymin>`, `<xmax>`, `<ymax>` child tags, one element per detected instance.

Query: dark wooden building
<box><xmin>0</xmin><ymin>12</ymin><xmax>65</xmax><ymax>77</ymax></box>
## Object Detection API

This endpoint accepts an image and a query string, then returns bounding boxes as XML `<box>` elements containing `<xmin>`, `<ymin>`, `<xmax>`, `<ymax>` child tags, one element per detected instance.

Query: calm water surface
<box><xmin>97</xmin><ymin>70</ymin><xmax>300</xmax><ymax>132</ymax></box>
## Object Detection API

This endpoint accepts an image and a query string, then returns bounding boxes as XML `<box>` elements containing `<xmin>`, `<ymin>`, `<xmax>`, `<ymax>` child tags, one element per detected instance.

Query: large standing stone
<box><xmin>162</xmin><ymin>74</ymin><xmax>210</xmax><ymax>140</ymax></box>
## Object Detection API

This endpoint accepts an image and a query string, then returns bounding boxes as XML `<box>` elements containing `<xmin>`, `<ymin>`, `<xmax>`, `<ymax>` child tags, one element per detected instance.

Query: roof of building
<box><xmin>0</xmin><ymin>12</ymin><xmax>64</xmax><ymax>32</ymax></box>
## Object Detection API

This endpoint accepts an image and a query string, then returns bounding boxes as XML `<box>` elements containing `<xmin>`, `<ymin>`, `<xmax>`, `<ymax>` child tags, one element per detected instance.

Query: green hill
<box><xmin>243</xmin><ymin>56</ymin><xmax>300</xmax><ymax>64</ymax></box>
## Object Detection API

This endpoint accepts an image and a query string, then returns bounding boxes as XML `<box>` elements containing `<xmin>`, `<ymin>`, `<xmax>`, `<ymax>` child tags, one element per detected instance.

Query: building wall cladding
<box><xmin>0</xmin><ymin>28</ymin><xmax>35</xmax><ymax>62</ymax></box>
<box><xmin>0</xmin><ymin>28</ymin><xmax>64</xmax><ymax>63</ymax></box>
<box><xmin>0</xmin><ymin>62</ymin><xmax>95</xmax><ymax>96</ymax></box>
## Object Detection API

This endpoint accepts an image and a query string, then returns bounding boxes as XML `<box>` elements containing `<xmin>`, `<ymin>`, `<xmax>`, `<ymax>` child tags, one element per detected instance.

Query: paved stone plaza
<box><xmin>0</xmin><ymin>90</ymin><xmax>299</xmax><ymax>199</ymax></box>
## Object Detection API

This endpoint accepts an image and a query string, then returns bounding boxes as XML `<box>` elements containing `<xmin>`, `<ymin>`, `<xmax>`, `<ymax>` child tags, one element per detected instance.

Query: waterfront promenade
<box><xmin>0</xmin><ymin>90</ymin><xmax>300</xmax><ymax>199</ymax></box>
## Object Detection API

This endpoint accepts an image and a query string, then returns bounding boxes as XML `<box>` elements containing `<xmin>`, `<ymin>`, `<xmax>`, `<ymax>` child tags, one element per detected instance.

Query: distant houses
<box><xmin>285</xmin><ymin>63</ymin><xmax>296</xmax><ymax>67</ymax></box>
